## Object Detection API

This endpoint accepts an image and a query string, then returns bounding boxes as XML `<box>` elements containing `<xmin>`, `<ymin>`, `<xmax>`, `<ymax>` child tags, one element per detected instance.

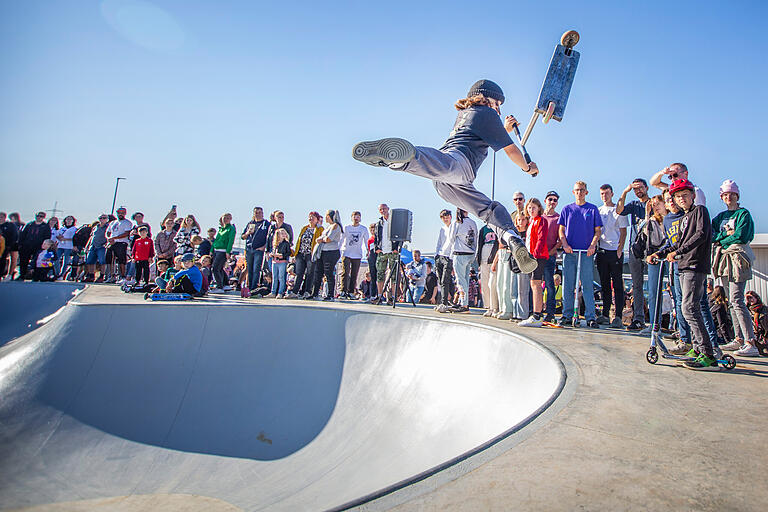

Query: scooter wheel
<box><xmin>560</xmin><ymin>30</ymin><xmax>580</xmax><ymax>48</ymax></box>
<box><xmin>723</xmin><ymin>354</ymin><xmax>736</xmax><ymax>370</ymax></box>
<box><xmin>646</xmin><ymin>348</ymin><xmax>658</xmax><ymax>364</ymax></box>
<box><xmin>543</xmin><ymin>101</ymin><xmax>556</xmax><ymax>124</ymax></box>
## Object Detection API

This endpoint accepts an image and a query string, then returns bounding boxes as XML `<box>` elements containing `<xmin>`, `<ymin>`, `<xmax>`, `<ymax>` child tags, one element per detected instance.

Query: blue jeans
<box><xmin>562</xmin><ymin>251</ymin><xmax>596</xmax><ymax>321</ymax></box>
<box><xmin>452</xmin><ymin>253</ymin><xmax>474</xmax><ymax>306</ymax></box>
<box><xmin>245</xmin><ymin>249</ymin><xmax>265</xmax><ymax>289</ymax></box>
<box><xmin>55</xmin><ymin>248</ymin><xmax>72</xmax><ymax>278</ymax></box>
<box><xmin>671</xmin><ymin>264</ymin><xmax>691</xmax><ymax>344</ymax></box>
<box><xmin>271</xmin><ymin>261</ymin><xmax>287</xmax><ymax>295</ymax></box>
<box><xmin>700</xmin><ymin>288</ymin><xmax>720</xmax><ymax>346</ymax></box>
<box><xmin>543</xmin><ymin>254</ymin><xmax>556</xmax><ymax>316</ymax></box>
<box><xmin>647</xmin><ymin>262</ymin><xmax>662</xmax><ymax>329</ymax></box>
<box><xmin>407</xmin><ymin>284</ymin><xmax>425</xmax><ymax>303</ymax></box>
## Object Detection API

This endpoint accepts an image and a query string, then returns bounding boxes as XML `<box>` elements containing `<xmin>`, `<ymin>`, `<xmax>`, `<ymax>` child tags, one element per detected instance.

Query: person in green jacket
<box><xmin>712</xmin><ymin>180</ymin><xmax>758</xmax><ymax>356</ymax></box>
<box><xmin>211</xmin><ymin>213</ymin><xmax>236</xmax><ymax>293</ymax></box>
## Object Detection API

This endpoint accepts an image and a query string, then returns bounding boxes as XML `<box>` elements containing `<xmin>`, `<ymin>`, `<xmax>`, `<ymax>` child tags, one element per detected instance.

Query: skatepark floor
<box><xmin>2</xmin><ymin>283</ymin><xmax>767</xmax><ymax>512</ymax></box>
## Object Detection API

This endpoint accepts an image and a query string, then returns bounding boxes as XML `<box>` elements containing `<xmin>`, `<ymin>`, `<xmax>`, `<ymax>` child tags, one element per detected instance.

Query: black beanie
<box><xmin>467</xmin><ymin>79</ymin><xmax>504</xmax><ymax>104</ymax></box>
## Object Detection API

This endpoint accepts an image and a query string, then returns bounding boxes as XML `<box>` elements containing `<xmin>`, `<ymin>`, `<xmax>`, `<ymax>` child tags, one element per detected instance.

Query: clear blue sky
<box><xmin>1</xmin><ymin>0</ymin><xmax>766</xmax><ymax>250</ymax></box>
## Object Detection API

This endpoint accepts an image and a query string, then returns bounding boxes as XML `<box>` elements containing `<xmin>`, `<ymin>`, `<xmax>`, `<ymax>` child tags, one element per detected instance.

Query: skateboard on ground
<box><xmin>143</xmin><ymin>293</ymin><xmax>193</xmax><ymax>301</ymax></box>
<box><xmin>513</xmin><ymin>30</ymin><xmax>581</xmax><ymax>164</ymax></box>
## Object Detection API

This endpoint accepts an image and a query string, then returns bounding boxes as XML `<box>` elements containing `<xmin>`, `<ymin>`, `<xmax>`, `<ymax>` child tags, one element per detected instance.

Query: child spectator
<box><xmin>657</xmin><ymin>179</ymin><xmax>718</xmax><ymax>370</ymax></box>
<box><xmin>520</xmin><ymin>198</ymin><xmax>549</xmax><ymax>327</ymax></box>
<box><xmin>154</xmin><ymin>219</ymin><xmax>177</xmax><ymax>264</ymax></box>
<box><xmin>197</xmin><ymin>229</ymin><xmax>215</xmax><ymax>259</ymax></box>
<box><xmin>154</xmin><ymin>260</ymin><xmax>174</xmax><ymax>290</ymax></box>
<box><xmin>211</xmin><ymin>214</ymin><xmax>235</xmax><ymax>293</ymax></box>
<box><xmin>199</xmin><ymin>255</ymin><xmax>213</xmax><ymax>288</ymax></box>
<box><xmin>266</xmin><ymin>228</ymin><xmax>291</xmax><ymax>298</ymax></box>
<box><xmin>358</xmin><ymin>270</ymin><xmax>375</xmax><ymax>301</ymax></box>
<box><xmin>32</xmin><ymin>240</ymin><xmax>56</xmax><ymax>281</ymax></box>
<box><xmin>132</xmin><ymin>226</ymin><xmax>155</xmax><ymax>287</ymax></box>
<box><xmin>710</xmin><ymin>285</ymin><xmax>735</xmax><ymax>347</ymax></box>
<box><xmin>746</xmin><ymin>291</ymin><xmax>768</xmax><ymax>356</ymax></box>
<box><xmin>511</xmin><ymin>213</ymin><xmax>531</xmax><ymax>320</ymax></box>
<box><xmin>164</xmin><ymin>253</ymin><xmax>203</xmax><ymax>295</ymax></box>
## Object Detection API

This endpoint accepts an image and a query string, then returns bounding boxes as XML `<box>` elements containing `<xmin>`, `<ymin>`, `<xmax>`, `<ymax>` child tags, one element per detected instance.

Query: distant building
<box><xmin>747</xmin><ymin>234</ymin><xmax>768</xmax><ymax>299</ymax></box>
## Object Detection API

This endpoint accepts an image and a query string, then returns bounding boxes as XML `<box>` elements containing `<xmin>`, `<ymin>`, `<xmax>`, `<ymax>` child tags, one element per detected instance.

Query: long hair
<box><xmin>455</xmin><ymin>94</ymin><xmax>493</xmax><ymax>111</ymax></box>
<box><xmin>455</xmin><ymin>208</ymin><xmax>467</xmax><ymax>224</ymax></box>
<box><xmin>327</xmin><ymin>210</ymin><xmax>344</xmax><ymax>233</ymax></box>
<box><xmin>526</xmin><ymin>198</ymin><xmax>543</xmax><ymax>217</ymax></box>
<box><xmin>650</xmin><ymin>195</ymin><xmax>666</xmax><ymax>223</ymax></box>
<box><xmin>711</xmin><ymin>285</ymin><xmax>728</xmax><ymax>306</ymax></box>
<box><xmin>48</xmin><ymin>217</ymin><xmax>59</xmax><ymax>230</ymax></box>
<box><xmin>184</xmin><ymin>214</ymin><xmax>201</xmax><ymax>231</ymax></box>
<box><xmin>63</xmin><ymin>215</ymin><xmax>76</xmax><ymax>228</ymax></box>
<box><xmin>746</xmin><ymin>290</ymin><xmax>763</xmax><ymax>308</ymax></box>
<box><xmin>273</xmin><ymin>228</ymin><xmax>289</xmax><ymax>248</ymax></box>
<box><xmin>219</xmin><ymin>213</ymin><xmax>231</xmax><ymax>227</ymax></box>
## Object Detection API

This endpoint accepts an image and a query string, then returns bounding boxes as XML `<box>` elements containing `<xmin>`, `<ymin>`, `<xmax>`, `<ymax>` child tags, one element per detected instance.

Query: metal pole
<box><xmin>111</xmin><ymin>177</ymin><xmax>126</xmax><ymax>215</ymax></box>
<box><xmin>491</xmin><ymin>151</ymin><xmax>496</xmax><ymax>200</ymax></box>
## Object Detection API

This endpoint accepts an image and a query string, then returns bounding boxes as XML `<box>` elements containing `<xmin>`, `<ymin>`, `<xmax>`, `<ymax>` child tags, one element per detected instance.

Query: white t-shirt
<box><xmin>694</xmin><ymin>186</ymin><xmax>706</xmax><ymax>207</ymax></box>
<box><xmin>108</xmin><ymin>218</ymin><xmax>133</xmax><ymax>244</ymax></box>
<box><xmin>341</xmin><ymin>224</ymin><xmax>369</xmax><ymax>259</ymax></box>
<box><xmin>57</xmin><ymin>226</ymin><xmax>77</xmax><ymax>250</ymax></box>
<box><xmin>380</xmin><ymin>217</ymin><xmax>392</xmax><ymax>253</ymax></box>
<box><xmin>598</xmin><ymin>204</ymin><xmax>629</xmax><ymax>250</ymax></box>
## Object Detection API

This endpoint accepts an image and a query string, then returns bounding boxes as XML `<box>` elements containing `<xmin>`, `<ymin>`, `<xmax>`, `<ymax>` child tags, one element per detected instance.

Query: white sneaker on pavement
<box><xmin>720</xmin><ymin>340</ymin><xmax>743</xmax><ymax>351</ymax></box>
<box><xmin>734</xmin><ymin>344</ymin><xmax>760</xmax><ymax>357</ymax></box>
<box><xmin>519</xmin><ymin>316</ymin><xmax>543</xmax><ymax>327</ymax></box>
<box><xmin>496</xmin><ymin>312</ymin><xmax>514</xmax><ymax>320</ymax></box>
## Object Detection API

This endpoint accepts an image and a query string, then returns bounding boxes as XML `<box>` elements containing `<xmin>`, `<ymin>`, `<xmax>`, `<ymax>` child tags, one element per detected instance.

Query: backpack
<box><xmin>72</xmin><ymin>225</ymin><xmax>92</xmax><ymax>249</ymax></box>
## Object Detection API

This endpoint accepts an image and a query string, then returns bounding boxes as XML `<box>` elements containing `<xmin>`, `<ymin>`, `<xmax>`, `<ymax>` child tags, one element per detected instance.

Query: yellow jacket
<box><xmin>293</xmin><ymin>225</ymin><xmax>322</xmax><ymax>257</ymax></box>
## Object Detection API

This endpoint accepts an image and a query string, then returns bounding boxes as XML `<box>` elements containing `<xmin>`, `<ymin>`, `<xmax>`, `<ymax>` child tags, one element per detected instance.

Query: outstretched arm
<box><xmin>502</xmin><ymin>115</ymin><xmax>538</xmax><ymax>176</ymax></box>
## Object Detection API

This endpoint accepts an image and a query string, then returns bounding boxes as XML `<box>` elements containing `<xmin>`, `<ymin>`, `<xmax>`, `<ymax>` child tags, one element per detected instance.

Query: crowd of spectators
<box><xmin>1</xmin><ymin>163</ymin><xmax>766</xmax><ymax>368</ymax></box>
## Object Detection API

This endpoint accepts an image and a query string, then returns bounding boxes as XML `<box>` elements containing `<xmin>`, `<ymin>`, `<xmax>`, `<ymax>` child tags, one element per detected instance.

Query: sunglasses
<box><xmin>546</xmin><ymin>197</ymin><xmax>558</xmax><ymax>202</ymax></box>
<box><xmin>513</xmin><ymin>197</ymin><xmax>524</xmax><ymax>201</ymax></box>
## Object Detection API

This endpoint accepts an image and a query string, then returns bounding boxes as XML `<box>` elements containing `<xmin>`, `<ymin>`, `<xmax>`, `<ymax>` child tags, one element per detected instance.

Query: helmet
<box><xmin>669</xmin><ymin>178</ymin><xmax>695</xmax><ymax>195</ymax></box>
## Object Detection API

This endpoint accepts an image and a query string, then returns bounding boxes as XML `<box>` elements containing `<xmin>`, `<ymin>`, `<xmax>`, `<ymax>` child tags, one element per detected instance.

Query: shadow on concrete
<box><xmin>36</xmin><ymin>305</ymin><xmax>346</xmax><ymax>460</ymax></box>
<box><xmin>0</xmin><ymin>281</ymin><xmax>84</xmax><ymax>347</ymax></box>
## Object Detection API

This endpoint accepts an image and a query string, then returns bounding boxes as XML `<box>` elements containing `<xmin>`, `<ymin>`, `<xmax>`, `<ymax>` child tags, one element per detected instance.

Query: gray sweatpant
<box><xmin>397</xmin><ymin>147</ymin><xmax>517</xmax><ymax>236</ymax></box>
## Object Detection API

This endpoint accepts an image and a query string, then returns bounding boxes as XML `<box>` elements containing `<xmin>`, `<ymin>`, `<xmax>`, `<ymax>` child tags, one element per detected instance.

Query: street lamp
<box><xmin>111</xmin><ymin>177</ymin><xmax>127</xmax><ymax>215</ymax></box>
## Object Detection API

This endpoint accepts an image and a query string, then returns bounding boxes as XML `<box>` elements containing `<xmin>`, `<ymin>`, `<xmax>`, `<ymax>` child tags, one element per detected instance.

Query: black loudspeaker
<box><xmin>390</xmin><ymin>208</ymin><xmax>413</xmax><ymax>242</ymax></box>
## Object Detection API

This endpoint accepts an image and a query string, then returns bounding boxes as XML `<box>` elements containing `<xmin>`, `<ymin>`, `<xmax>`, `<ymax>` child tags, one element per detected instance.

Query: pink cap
<box><xmin>719</xmin><ymin>179</ymin><xmax>740</xmax><ymax>196</ymax></box>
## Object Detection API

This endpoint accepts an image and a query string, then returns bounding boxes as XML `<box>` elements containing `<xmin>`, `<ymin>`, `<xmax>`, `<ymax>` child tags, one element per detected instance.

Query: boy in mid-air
<box><xmin>353</xmin><ymin>79</ymin><xmax>538</xmax><ymax>273</ymax></box>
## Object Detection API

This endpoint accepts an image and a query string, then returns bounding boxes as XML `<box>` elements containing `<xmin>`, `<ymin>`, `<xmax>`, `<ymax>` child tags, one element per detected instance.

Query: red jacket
<box><xmin>132</xmin><ymin>237</ymin><xmax>155</xmax><ymax>261</ymax></box>
<box><xmin>526</xmin><ymin>216</ymin><xmax>549</xmax><ymax>259</ymax></box>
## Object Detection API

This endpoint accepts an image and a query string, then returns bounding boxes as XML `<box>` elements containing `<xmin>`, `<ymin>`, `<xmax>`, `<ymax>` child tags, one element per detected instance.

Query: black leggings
<box><xmin>321</xmin><ymin>250</ymin><xmax>340</xmax><ymax>298</ymax></box>
<box><xmin>135</xmin><ymin>260</ymin><xmax>150</xmax><ymax>285</ymax></box>
<box><xmin>212</xmin><ymin>251</ymin><xmax>228</xmax><ymax>288</ymax></box>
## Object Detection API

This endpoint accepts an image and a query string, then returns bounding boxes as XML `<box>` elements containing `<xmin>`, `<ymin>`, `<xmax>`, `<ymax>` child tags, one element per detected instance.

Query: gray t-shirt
<box><xmin>90</xmin><ymin>225</ymin><xmax>108</xmax><ymax>249</ymax></box>
<box><xmin>321</xmin><ymin>224</ymin><xmax>342</xmax><ymax>251</ymax></box>
<box><xmin>440</xmin><ymin>105</ymin><xmax>514</xmax><ymax>172</ymax></box>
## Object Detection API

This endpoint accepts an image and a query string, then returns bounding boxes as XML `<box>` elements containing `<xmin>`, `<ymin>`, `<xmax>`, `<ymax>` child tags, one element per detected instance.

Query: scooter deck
<box><xmin>144</xmin><ymin>293</ymin><xmax>193</xmax><ymax>301</ymax></box>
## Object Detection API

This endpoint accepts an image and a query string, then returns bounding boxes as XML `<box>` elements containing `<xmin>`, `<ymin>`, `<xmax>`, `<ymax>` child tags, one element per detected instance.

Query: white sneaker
<box><xmin>264</xmin><ymin>293</ymin><xmax>277</xmax><ymax>299</ymax></box>
<box><xmin>496</xmin><ymin>312</ymin><xmax>514</xmax><ymax>320</ymax></box>
<box><xmin>277</xmin><ymin>294</ymin><xmax>284</xmax><ymax>299</ymax></box>
<box><xmin>483</xmin><ymin>309</ymin><xmax>496</xmax><ymax>318</ymax></box>
<box><xmin>735</xmin><ymin>344</ymin><xmax>759</xmax><ymax>357</ymax></box>
<box><xmin>285</xmin><ymin>292</ymin><xmax>298</xmax><ymax>299</ymax></box>
<box><xmin>720</xmin><ymin>340</ymin><xmax>743</xmax><ymax>351</ymax></box>
<box><xmin>436</xmin><ymin>304</ymin><xmax>450</xmax><ymax>313</ymax></box>
<box><xmin>639</xmin><ymin>326</ymin><xmax>652</xmax><ymax>335</ymax></box>
<box><xmin>519</xmin><ymin>316</ymin><xmax>543</xmax><ymax>327</ymax></box>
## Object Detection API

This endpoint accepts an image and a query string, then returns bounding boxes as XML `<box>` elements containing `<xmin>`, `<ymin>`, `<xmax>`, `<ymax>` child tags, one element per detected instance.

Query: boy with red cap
<box><xmin>655</xmin><ymin>179</ymin><xmax>718</xmax><ymax>370</ymax></box>
<box><xmin>352</xmin><ymin>79</ymin><xmax>539</xmax><ymax>274</ymax></box>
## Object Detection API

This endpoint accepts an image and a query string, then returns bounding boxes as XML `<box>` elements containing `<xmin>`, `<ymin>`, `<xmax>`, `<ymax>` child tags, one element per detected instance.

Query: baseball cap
<box><xmin>181</xmin><ymin>253</ymin><xmax>195</xmax><ymax>262</ymax></box>
<box><xmin>545</xmin><ymin>190</ymin><xmax>560</xmax><ymax>199</ymax></box>
<box><xmin>439</xmin><ymin>209</ymin><xmax>452</xmax><ymax>217</ymax></box>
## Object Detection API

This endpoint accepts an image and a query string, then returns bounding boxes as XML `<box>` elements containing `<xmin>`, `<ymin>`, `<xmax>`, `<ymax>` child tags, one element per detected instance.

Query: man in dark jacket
<box><xmin>0</xmin><ymin>212</ymin><xmax>19</xmax><ymax>279</ymax></box>
<box><xmin>18</xmin><ymin>211</ymin><xmax>52</xmax><ymax>280</ymax></box>
<box><xmin>658</xmin><ymin>179</ymin><xmax>717</xmax><ymax>370</ymax></box>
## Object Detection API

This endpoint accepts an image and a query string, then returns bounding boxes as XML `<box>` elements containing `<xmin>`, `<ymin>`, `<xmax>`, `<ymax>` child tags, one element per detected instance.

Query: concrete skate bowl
<box><xmin>0</xmin><ymin>302</ymin><xmax>565</xmax><ymax>511</ymax></box>
<box><xmin>0</xmin><ymin>282</ymin><xmax>84</xmax><ymax>347</ymax></box>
